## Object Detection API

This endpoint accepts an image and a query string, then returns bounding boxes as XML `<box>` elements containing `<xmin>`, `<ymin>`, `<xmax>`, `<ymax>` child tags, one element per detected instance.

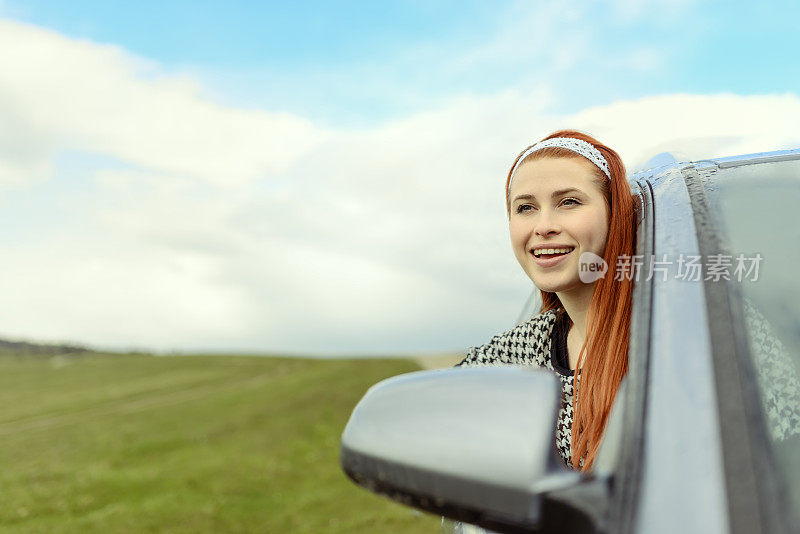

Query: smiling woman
<box><xmin>457</xmin><ymin>130</ymin><xmax>637</xmax><ymax>471</ymax></box>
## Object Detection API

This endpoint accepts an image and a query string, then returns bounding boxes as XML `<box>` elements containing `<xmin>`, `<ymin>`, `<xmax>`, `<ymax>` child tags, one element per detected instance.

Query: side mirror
<box><xmin>340</xmin><ymin>367</ymin><xmax>583</xmax><ymax>533</ymax></box>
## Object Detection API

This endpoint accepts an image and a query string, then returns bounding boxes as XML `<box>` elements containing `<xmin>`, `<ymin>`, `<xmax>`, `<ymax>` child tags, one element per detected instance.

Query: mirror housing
<box><xmin>340</xmin><ymin>367</ymin><xmax>582</xmax><ymax>532</ymax></box>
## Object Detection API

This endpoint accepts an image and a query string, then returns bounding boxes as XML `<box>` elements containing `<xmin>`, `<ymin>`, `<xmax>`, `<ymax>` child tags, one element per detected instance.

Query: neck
<box><xmin>556</xmin><ymin>282</ymin><xmax>596</xmax><ymax>343</ymax></box>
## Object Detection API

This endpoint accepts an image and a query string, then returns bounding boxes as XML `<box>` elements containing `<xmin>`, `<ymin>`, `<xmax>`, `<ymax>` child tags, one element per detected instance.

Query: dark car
<box><xmin>340</xmin><ymin>149</ymin><xmax>800</xmax><ymax>534</ymax></box>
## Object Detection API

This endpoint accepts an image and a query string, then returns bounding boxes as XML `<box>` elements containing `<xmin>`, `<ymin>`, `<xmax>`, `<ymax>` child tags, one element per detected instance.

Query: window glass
<box><xmin>705</xmin><ymin>159</ymin><xmax>800</xmax><ymax>525</ymax></box>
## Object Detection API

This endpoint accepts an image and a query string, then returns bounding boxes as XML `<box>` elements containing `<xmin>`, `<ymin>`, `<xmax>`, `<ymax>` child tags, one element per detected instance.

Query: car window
<box><xmin>703</xmin><ymin>158</ymin><xmax>800</xmax><ymax>527</ymax></box>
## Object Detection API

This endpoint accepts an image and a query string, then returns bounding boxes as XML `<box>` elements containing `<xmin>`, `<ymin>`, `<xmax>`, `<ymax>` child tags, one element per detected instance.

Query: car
<box><xmin>339</xmin><ymin>149</ymin><xmax>800</xmax><ymax>534</ymax></box>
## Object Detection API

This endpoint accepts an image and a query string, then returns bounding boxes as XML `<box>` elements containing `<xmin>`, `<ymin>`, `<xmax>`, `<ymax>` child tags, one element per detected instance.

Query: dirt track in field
<box><xmin>412</xmin><ymin>353</ymin><xmax>464</xmax><ymax>370</ymax></box>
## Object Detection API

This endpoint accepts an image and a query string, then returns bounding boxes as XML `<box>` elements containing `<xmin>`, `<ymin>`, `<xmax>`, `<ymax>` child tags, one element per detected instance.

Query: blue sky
<box><xmin>5</xmin><ymin>0</ymin><xmax>799</xmax><ymax>126</ymax></box>
<box><xmin>0</xmin><ymin>1</ymin><xmax>798</xmax><ymax>354</ymax></box>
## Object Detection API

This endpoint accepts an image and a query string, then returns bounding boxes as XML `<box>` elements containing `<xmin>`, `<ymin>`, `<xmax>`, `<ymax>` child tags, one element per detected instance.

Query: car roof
<box><xmin>632</xmin><ymin>148</ymin><xmax>800</xmax><ymax>181</ymax></box>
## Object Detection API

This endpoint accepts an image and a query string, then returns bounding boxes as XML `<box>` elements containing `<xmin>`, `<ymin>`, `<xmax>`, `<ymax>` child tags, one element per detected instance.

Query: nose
<box><xmin>534</xmin><ymin>208</ymin><xmax>561</xmax><ymax>237</ymax></box>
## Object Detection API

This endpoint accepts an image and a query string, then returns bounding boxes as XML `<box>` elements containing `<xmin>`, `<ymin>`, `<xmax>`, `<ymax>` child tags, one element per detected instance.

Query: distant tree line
<box><xmin>0</xmin><ymin>338</ymin><xmax>93</xmax><ymax>356</ymax></box>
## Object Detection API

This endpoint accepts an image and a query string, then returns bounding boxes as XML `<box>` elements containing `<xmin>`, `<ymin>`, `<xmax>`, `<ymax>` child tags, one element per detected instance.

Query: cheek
<box><xmin>509</xmin><ymin>222</ymin><xmax>531</xmax><ymax>265</ymax></box>
<box><xmin>576</xmin><ymin>211</ymin><xmax>609</xmax><ymax>251</ymax></box>
<box><xmin>597</xmin><ymin>231</ymin><xmax>609</xmax><ymax>257</ymax></box>
<box><xmin>594</xmin><ymin>220</ymin><xmax>611</xmax><ymax>255</ymax></box>
<box><xmin>508</xmin><ymin>220</ymin><xmax>528</xmax><ymax>248</ymax></box>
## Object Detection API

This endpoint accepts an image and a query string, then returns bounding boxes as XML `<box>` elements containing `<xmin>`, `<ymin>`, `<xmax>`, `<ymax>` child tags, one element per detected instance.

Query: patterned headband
<box><xmin>507</xmin><ymin>138</ymin><xmax>611</xmax><ymax>194</ymax></box>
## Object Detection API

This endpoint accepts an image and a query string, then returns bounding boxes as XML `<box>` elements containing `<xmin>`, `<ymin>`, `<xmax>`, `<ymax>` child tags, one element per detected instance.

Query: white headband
<box><xmin>508</xmin><ymin>138</ymin><xmax>611</xmax><ymax>193</ymax></box>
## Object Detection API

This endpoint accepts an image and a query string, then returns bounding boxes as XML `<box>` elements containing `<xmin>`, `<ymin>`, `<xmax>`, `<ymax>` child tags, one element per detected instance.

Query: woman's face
<box><xmin>508</xmin><ymin>156</ymin><xmax>610</xmax><ymax>294</ymax></box>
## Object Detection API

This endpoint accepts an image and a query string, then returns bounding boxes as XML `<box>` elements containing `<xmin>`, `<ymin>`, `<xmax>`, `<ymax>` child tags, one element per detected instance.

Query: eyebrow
<box><xmin>512</xmin><ymin>188</ymin><xmax>584</xmax><ymax>203</ymax></box>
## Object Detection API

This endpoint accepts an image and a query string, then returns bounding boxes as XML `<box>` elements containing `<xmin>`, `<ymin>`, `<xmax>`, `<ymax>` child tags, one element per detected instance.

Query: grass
<box><xmin>0</xmin><ymin>353</ymin><xmax>441</xmax><ymax>532</ymax></box>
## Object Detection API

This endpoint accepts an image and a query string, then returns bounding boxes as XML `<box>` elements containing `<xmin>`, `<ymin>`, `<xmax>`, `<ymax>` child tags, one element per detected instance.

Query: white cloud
<box><xmin>0</xmin><ymin>18</ymin><xmax>798</xmax><ymax>354</ymax></box>
<box><xmin>0</xmin><ymin>19</ymin><xmax>324</xmax><ymax>188</ymax></box>
<box><xmin>571</xmin><ymin>93</ymin><xmax>800</xmax><ymax>168</ymax></box>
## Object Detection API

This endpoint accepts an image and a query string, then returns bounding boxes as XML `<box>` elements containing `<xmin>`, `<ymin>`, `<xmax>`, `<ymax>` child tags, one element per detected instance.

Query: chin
<box><xmin>531</xmin><ymin>276</ymin><xmax>582</xmax><ymax>294</ymax></box>
<box><xmin>530</xmin><ymin>279</ymin><xmax>567</xmax><ymax>293</ymax></box>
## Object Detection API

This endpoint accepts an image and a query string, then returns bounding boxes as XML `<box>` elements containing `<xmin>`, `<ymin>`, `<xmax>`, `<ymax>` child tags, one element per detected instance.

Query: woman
<box><xmin>457</xmin><ymin>130</ymin><xmax>637</xmax><ymax>472</ymax></box>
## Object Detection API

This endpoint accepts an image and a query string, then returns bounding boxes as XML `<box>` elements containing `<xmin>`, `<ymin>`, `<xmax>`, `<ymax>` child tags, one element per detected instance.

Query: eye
<box><xmin>561</xmin><ymin>197</ymin><xmax>581</xmax><ymax>207</ymax></box>
<box><xmin>515</xmin><ymin>203</ymin><xmax>535</xmax><ymax>214</ymax></box>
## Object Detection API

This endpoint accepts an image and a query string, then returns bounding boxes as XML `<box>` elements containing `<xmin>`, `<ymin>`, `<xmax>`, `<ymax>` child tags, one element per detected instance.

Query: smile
<box><xmin>530</xmin><ymin>247</ymin><xmax>574</xmax><ymax>267</ymax></box>
<box><xmin>531</xmin><ymin>246</ymin><xmax>575</xmax><ymax>258</ymax></box>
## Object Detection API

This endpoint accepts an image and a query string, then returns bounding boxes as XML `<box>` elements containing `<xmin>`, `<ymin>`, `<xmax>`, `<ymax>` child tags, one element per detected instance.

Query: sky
<box><xmin>0</xmin><ymin>0</ymin><xmax>798</xmax><ymax>355</ymax></box>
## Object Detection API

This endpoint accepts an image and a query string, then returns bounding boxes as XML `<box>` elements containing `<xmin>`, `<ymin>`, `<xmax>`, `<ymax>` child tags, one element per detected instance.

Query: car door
<box><xmin>630</xmin><ymin>150</ymin><xmax>800</xmax><ymax>534</ymax></box>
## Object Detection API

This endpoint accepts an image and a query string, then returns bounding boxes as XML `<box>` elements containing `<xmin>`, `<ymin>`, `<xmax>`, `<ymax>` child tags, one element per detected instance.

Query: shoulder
<box><xmin>457</xmin><ymin>309</ymin><xmax>559</xmax><ymax>368</ymax></box>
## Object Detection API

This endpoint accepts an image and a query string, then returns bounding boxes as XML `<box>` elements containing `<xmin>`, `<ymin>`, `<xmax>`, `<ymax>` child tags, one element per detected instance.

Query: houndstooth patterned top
<box><xmin>455</xmin><ymin>308</ymin><xmax>577</xmax><ymax>468</ymax></box>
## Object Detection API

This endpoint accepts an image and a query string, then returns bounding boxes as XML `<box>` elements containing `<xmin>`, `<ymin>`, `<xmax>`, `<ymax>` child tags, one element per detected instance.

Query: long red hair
<box><xmin>505</xmin><ymin>130</ymin><xmax>636</xmax><ymax>470</ymax></box>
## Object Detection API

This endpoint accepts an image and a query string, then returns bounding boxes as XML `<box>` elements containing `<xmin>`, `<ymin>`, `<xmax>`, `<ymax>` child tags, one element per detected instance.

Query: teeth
<box><xmin>533</xmin><ymin>247</ymin><xmax>574</xmax><ymax>257</ymax></box>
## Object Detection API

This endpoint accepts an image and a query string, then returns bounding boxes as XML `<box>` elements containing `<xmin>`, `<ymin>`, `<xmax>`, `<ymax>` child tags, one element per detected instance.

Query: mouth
<box><xmin>531</xmin><ymin>246</ymin><xmax>575</xmax><ymax>259</ymax></box>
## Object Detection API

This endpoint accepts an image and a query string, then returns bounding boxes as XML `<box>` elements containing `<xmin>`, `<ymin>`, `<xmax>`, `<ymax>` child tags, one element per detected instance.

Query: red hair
<box><xmin>505</xmin><ymin>130</ymin><xmax>636</xmax><ymax>471</ymax></box>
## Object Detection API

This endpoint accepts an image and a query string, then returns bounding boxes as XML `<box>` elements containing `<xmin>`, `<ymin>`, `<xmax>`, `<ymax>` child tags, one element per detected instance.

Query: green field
<box><xmin>0</xmin><ymin>352</ymin><xmax>441</xmax><ymax>532</ymax></box>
